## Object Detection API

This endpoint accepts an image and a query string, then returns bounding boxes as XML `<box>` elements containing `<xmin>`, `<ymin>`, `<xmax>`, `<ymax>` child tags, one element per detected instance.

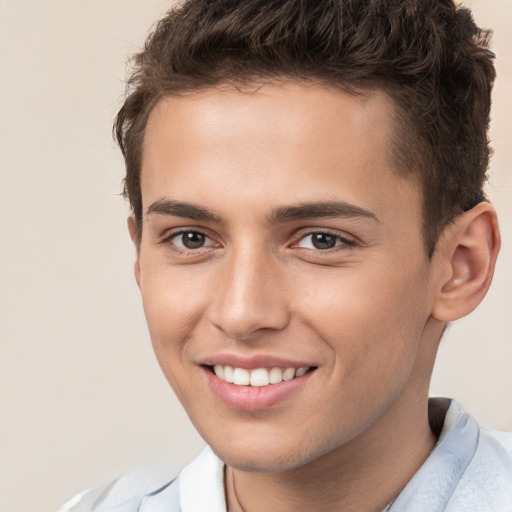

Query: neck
<box><xmin>226</xmin><ymin>391</ymin><xmax>437</xmax><ymax>512</ymax></box>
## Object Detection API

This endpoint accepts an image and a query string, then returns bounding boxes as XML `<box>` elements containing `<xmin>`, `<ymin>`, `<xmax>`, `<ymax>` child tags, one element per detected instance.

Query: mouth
<box><xmin>206</xmin><ymin>364</ymin><xmax>316</xmax><ymax>387</ymax></box>
<box><xmin>201</xmin><ymin>356</ymin><xmax>318</xmax><ymax>411</ymax></box>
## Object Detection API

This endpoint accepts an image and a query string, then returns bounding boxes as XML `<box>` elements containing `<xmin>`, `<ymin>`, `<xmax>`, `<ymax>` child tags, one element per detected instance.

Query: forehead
<box><xmin>141</xmin><ymin>82</ymin><xmax>421</xmax><ymax>230</ymax></box>
<box><xmin>144</xmin><ymin>83</ymin><xmax>396</xmax><ymax>168</ymax></box>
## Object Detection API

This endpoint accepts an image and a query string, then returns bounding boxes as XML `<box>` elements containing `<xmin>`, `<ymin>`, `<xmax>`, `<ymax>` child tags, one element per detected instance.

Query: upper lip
<box><xmin>202</xmin><ymin>353</ymin><xmax>316</xmax><ymax>370</ymax></box>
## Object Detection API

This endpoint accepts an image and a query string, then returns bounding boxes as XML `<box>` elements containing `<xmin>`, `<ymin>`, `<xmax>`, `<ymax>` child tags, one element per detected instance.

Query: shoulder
<box><xmin>483</xmin><ymin>427</ymin><xmax>512</xmax><ymax>454</ymax></box>
<box><xmin>445</xmin><ymin>414</ymin><xmax>512</xmax><ymax>511</ymax></box>
<box><xmin>390</xmin><ymin>399</ymin><xmax>512</xmax><ymax>512</ymax></box>
<box><xmin>57</xmin><ymin>447</ymin><xmax>224</xmax><ymax>512</ymax></box>
<box><xmin>57</xmin><ymin>462</ymin><xmax>179</xmax><ymax>512</ymax></box>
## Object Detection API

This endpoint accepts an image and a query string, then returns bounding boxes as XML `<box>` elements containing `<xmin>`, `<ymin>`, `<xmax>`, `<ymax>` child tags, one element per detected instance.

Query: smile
<box><xmin>212</xmin><ymin>365</ymin><xmax>311</xmax><ymax>387</ymax></box>
<box><xmin>204</xmin><ymin>363</ymin><xmax>317</xmax><ymax>411</ymax></box>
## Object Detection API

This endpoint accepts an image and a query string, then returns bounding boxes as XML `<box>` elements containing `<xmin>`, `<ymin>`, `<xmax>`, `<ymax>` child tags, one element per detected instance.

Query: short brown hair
<box><xmin>115</xmin><ymin>0</ymin><xmax>495</xmax><ymax>256</ymax></box>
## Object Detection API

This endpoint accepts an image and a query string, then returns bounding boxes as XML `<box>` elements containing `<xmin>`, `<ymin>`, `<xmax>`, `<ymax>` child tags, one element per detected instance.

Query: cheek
<box><xmin>141</xmin><ymin>258</ymin><xmax>207</xmax><ymax>321</ymax></box>
<box><xmin>138</xmin><ymin>264</ymin><xmax>208</xmax><ymax>371</ymax></box>
<box><xmin>299</xmin><ymin>263</ymin><xmax>430</xmax><ymax>377</ymax></box>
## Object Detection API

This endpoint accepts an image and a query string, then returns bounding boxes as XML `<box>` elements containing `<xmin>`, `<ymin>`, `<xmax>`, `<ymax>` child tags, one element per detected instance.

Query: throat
<box><xmin>225</xmin><ymin>466</ymin><xmax>247</xmax><ymax>512</ymax></box>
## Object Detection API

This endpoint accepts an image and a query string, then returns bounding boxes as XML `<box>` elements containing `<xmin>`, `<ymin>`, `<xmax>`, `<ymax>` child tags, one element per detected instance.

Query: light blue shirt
<box><xmin>59</xmin><ymin>399</ymin><xmax>512</xmax><ymax>511</ymax></box>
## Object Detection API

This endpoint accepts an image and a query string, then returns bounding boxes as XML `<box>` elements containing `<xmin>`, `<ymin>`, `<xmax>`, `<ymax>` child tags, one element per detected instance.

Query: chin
<box><xmin>206</xmin><ymin>431</ymin><xmax>340</xmax><ymax>473</ymax></box>
<box><xmin>217</xmin><ymin>448</ymin><xmax>309</xmax><ymax>473</ymax></box>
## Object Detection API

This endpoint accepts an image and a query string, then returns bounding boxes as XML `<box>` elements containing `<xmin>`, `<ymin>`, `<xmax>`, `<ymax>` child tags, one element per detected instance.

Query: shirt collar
<box><xmin>389</xmin><ymin>398</ymin><xmax>479</xmax><ymax>511</ymax></box>
<box><xmin>179</xmin><ymin>445</ymin><xmax>226</xmax><ymax>512</ymax></box>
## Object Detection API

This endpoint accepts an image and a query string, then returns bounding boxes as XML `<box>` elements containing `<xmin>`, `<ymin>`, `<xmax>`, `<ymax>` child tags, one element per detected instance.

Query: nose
<box><xmin>209</xmin><ymin>247</ymin><xmax>290</xmax><ymax>341</ymax></box>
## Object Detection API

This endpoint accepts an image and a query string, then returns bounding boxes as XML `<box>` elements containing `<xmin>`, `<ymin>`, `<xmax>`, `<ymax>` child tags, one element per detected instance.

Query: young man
<box><xmin>61</xmin><ymin>0</ymin><xmax>512</xmax><ymax>510</ymax></box>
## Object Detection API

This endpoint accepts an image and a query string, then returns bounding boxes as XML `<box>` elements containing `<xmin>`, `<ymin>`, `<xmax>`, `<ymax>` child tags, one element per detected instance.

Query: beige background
<box><xmin>0</xmin><ymin>1</ymin><xmax>510</xmax><ymax>511</ymax></box>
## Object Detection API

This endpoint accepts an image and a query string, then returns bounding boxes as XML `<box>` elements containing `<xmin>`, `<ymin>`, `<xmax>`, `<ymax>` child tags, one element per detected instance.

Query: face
<box><xmin>135</xmin><ymin>82</ymin><xmax>442</xmax><ymax>472</ymax></box>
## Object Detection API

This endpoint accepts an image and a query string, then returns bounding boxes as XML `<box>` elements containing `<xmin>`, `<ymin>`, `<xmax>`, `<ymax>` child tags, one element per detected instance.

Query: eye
<box><xmin>169</xmin><ymin>230</ymin><xmax>214</xmax><ymax>250</ymax></box>
<box><xmin>296</xmin><ymin>232</ymin><xmax>351</xmax><ymax>250</ymax></box>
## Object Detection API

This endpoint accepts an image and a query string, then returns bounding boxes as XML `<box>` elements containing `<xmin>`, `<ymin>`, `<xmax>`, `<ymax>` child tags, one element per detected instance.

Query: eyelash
<box><xmin>161</xmin><ymin>228</ymin><xmax>216</xmax><ymax>253</ymax></box>
<box><xmin>160</xmin><ymin>228</ymin><xmax>357</xmax><ymax>256</ymax></box>
<box><xmin>292</xmin><ymin>231</ymin><xmax>357</xmax><ymax>252</ymax></box>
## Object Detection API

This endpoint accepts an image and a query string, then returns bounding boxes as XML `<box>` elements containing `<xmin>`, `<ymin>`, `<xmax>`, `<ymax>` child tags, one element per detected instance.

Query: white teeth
<box><xmin>213</xmin><ymin>365</ymin><xmax>224</xmax><ymax>380</ymax></box>
<box><xmin>213</xmin><ymin>365</ymin><xmax>311</xmax><ymax>386</ymax></box>
<box><xmin>233</xmin><ymin>368</ymin><xmax>250</xmax><ymax>385</ymax></box>
<box><xmin>295</xmin><ymin>367</ymin><xmax>308</xmax><ymax>377</ymax></box>
<box><xmin>269</xmin><ymin>367</ymin><xmax>283</xmax><ymax>384</ymax></box>
<box><xmin>282</xmin><ymin>368</ymin><xmax>295</xmax><ymax>381</ymax></box>
<box><xmin>250</xmin><ymin>368</ymin><xmax>270</xmax><ymax>387</ymax></box>
<box><xmin>223</xmin><ymin>365</ymin><xmax>234</xmax><ymax>383</ymax></box>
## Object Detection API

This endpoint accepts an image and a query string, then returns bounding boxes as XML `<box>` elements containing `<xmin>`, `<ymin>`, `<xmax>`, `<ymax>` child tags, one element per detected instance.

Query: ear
<box><xmin>127</xmin><ymin>216</ymin><xmax>141</xmax><ymax>289</ymax></box>
<box><xmin>431</xmin><ymin>202</ymin><xmax>501</xmax><ymax>322</ymax></box>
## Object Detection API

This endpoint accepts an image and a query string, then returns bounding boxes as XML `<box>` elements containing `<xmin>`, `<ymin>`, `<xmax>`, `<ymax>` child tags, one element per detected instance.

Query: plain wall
<box><xmin>0</xmin><ymin>1</ymin><xmax>510</xmax><ymax>511</ymax></box>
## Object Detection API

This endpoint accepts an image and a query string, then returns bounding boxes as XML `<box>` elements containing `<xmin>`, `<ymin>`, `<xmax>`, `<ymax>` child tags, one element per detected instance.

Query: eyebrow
<box><xmin>146</xmin><ymin>199</ymin><xmax>379</xmax><ymax>224</ymax></box>
<box><xmin>147</xmin><ymin>199</ymin><xmax>222</xmax><ymax>223</ymax></box>
<box><xmin>269</xmin><ymin>201</ymin><xmax>380</xmax><ymax>224</ymax></box>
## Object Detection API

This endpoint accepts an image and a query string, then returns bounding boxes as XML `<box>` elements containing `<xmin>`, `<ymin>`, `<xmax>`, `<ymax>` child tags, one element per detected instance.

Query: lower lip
<box><xmin>203</xmin><ymin>367</ymin><xmax>314</xmax><ymax>411</ymax></box>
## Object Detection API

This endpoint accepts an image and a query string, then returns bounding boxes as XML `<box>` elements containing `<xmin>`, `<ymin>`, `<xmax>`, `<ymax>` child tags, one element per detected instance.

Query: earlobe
<box><xmin>431</xmin><ymin>202</ymin><xmax>500</xmax><ymax>323</ymax></box>
<box><xmin>127</xmin><ymin>216</ymin><xmax>142</xmax><ymax>289</ymax></box>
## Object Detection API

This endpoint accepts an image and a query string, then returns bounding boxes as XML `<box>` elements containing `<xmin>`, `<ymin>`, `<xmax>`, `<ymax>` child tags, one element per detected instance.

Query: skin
<box><xmin>130</xmin><ymin>82</ymin><xmax>500</xmax><ymax>511</ymax></box>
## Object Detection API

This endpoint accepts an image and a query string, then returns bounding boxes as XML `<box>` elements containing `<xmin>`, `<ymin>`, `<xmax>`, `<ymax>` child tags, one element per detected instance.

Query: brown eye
<box><xmin>311</xmin><ymin>233</ymin><xmax>337</xmax><ymax>249</ymax></box>
<box><xmin>297</xmin><ymin>232</ymin><xmax>343</xmax><ymax>250</ymax></box>
<box><xmin>173</xmin><ymin>231</ymin><xmax>209</xmax><ymax>249</ymax></box>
